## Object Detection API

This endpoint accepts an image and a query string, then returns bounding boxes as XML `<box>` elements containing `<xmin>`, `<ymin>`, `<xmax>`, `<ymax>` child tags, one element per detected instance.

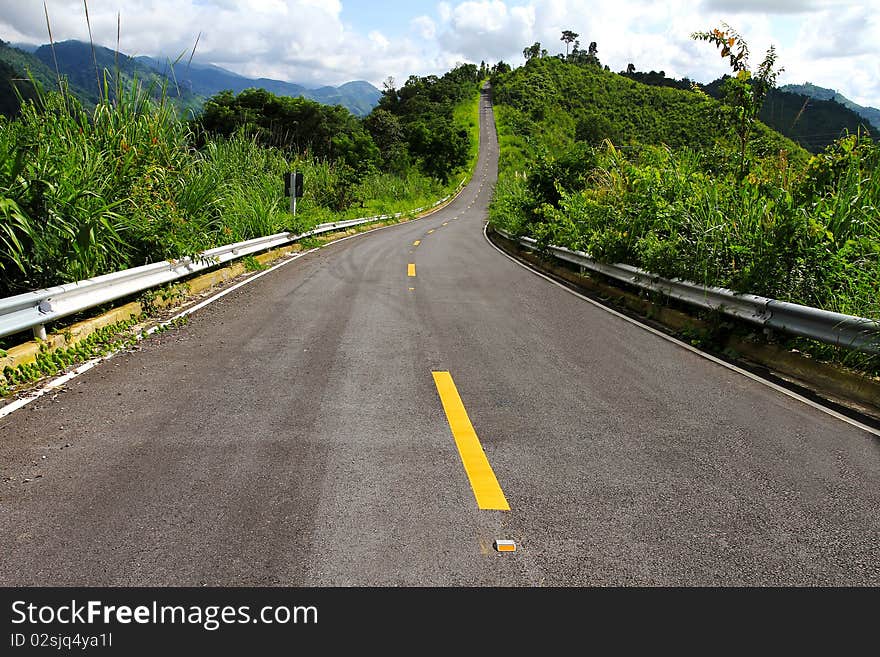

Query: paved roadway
<box><xmin>1</xmin><ymin>86</ymin><xmax>879</xmax><ymax>586</ymax></box>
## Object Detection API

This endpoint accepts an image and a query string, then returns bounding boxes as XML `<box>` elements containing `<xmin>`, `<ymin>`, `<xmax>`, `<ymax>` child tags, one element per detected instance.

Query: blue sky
<box><xmin>1</xmin><ymin>0</ymin><xmax>878</xmax><ymax>108</ymax></box>
<box><xmin>340</xmin><ymin>1</ymin><xmax>435</xmax><ymax>36</ymax></box>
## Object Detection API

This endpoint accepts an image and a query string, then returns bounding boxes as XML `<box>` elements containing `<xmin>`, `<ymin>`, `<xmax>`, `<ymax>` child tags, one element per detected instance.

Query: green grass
<box><xmin>453</xmin><ymin>86</ymin><xmax>482</xmax><ymax>175</ymax></box>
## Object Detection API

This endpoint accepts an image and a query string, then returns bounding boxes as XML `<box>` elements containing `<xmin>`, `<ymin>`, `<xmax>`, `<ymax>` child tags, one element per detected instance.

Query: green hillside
<box><xmin>0</xmin><ymin>59</ymin><xmax>35</xmax><ymax>116</ymax></box>
<box><xmin>0</xmin><ymin>39</ymin><xmax>93</xmax><ymax>116</ymax></box>
<box><xmin>620</xmin><ymin>68</ymin><xmax>873</xmax><ymax>153</ymax></box>
<box><xmin>782</xmin><ymin>83</ymin><xmax>880</xmax><ymax>133</ymax></box>
<box><xmin>0</xmin><ymin>39</ymin><xmax>60</xmax><ymax>89</ymax></box>
<box><xmin>488</xmin><ymin>40</ymin><xmax>879</xmax><ymax>373</ymax></box>
<box><xmin>2</xmin><ymin>39</ymin><xmax>383</xmax><ymax>120</ymax></box>
<box><xmin>33</xmin><ymin>40</ymin><xmax>203</xmax><ymax>113</ymax></box>
<box><xmin>0</xmin><ymin>38</ymin><xmax>196</xmax><ymax>117</ymax></box>
<box><xmin>491</xmin><ymin>55</ymin><xmax>803</xmax><ymax>166</ymax></box>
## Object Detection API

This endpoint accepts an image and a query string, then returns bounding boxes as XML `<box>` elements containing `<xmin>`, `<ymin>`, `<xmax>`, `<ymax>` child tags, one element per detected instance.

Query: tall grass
<box><xmin>0</xmin><ymin>78</ymin><xmax>481</xmax><ymax>299</ymax></box>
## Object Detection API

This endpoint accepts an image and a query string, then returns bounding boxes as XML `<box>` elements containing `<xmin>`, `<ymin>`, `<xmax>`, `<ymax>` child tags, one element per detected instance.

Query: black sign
<box><xmin>284</xmin><ymin>172</ymin><xmax>304</xmax><ymax>198</ymax></box>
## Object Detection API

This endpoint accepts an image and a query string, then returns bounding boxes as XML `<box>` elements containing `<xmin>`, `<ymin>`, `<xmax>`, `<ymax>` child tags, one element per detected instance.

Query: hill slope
<box><xmin>780</xmin><ymin>83</ymin><xmax>880</xmax><ymax>133</ymax></box>
<box><xmin>620</xmin><ymin>69</ymin><xmax>872</xmax><ymax>153</ymax></box>
<box><xmin>491</xmin><ymin>56</ymin><xmax>804</xmax><ymax>164</ymax></box>
<box><xmin>0</xmin><ymin>39</ymin><xmax>95</xmax><ymax>115</ymax></box>
<box><xmin>32</xmin><ymin>40</ymin><xmax>202</xmax><ymax>112</ymax></box>
<box><xmin>487</xmin><ymin>55</ymin><xmax>877</xmax><ymax>324</ymax></box>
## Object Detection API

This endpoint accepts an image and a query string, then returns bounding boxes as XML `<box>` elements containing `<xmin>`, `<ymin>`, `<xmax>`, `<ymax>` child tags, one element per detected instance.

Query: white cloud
<box><xmin>437</xmin><ymin>0</ymin><xmax>535</xmax><ymax>63</ymax></box>
<box><xmin>412</xmin><ymin>16</ymin><xmax>437</xmax><ymax>41</ymax></box>
<box><xmin>700</xmin><ymin>0</ymin><xmax>840</xmax><ymax>14</ymax></box>
<box><xmin>797</xmin><ymin>6</ymin><xmax>880</xmax><ymax>58</ymax></box>
<box><xmin>0</xmin><ymin>0</ymin><xmax>422</xmax><ymax>87</ymax></box>
<box><xmin>782</xmin><ymin>6</ymin><xmax>880</xmax><ymax>106</ymax></box>
<box><xmin>369</xmin><ymin>30</ymin><xmax>391</xmax><ymax>50</ymax></box>
<box><xmin>0</xmin><ymin>0</ymin><xmax>877</xmax><ymax>107</ymax></box>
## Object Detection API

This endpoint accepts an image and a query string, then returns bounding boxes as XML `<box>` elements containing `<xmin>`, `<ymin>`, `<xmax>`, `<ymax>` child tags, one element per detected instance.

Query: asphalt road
<box><xmin>1</xmin><ymin>86</ymin><xmax>879</xmax><ymax>587</ymax></box>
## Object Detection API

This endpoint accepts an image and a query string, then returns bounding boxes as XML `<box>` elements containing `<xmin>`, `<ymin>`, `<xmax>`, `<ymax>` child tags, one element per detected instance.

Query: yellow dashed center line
<box><xmin>413</xmin><ymin>240</ymin><xmax>421</xmax><ymax>246</ymax></box>
<box><xmin>427</xmin><ymin>229</ymin><xmax>435</xmax><ymax>234</ymax></box>
<box><xmin>432</xmin><ymin>371</ymin><xmax>510</xmax><ymax>511</ymax></box>
<box><xmin>408</xmin><ymin>263</ymin><xmax>416</xmax><ymax>277</ymax></box>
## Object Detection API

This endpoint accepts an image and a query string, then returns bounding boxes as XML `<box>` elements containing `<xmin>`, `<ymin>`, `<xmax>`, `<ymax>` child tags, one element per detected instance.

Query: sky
<box><xmin>1</xmin><ymin>0</ymin><xmax>878</xmax><ymax>108</ymax></box>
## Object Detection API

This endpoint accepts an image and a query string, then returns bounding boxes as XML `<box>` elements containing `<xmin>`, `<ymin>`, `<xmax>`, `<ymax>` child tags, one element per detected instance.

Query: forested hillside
<box><xmin>703</xmin><ymin>77</ymin><xmax>873</xmax><ymax>152</ymax></box>
<box><xmin>0</xmin><ymin>39</ymin><xmax>93</xmax><ymax>116</ymax></box>
<box><xmin>618</xmin><ymin>67</ymin><xmax>873</xmax><ymax>153</ymax></box>
<box><xmin>782</xmin><ymin>82</ymin><xmax>880</xmax><ymax>133</ymax></box>
<box><xmin>489</xmin><ymin>29</ymin><xmax>879</xmax><ymax>372</ymax></box>
<box><xmin>32</xmin><ymin>40</ymin><xmax>203</xmax><ymax>113</ymax></box>
<box><xmin>490</xmin><ymin>53</ymin><xmax>803</xmax><ymax>171</ymax></box>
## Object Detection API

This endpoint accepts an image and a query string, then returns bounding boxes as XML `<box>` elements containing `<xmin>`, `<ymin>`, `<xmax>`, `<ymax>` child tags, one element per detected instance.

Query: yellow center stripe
<box><xmin>432</xmin><ymin>371</ymin><xmax>510</xmax><ymax>511</ymax></box>
<box><xmin>413</xmin><ymin>240</ymin><xmax>421</xmax><ymax>246</ymax></box>
<box><xmin>408</xmin><ymin>263</ymin><xmax>416</xmax><ymax>277</ymax></box>
<box><xmin>427</xmin><ymin>229</ymin><xmax>435</xmax><ymax>234</ymax></box>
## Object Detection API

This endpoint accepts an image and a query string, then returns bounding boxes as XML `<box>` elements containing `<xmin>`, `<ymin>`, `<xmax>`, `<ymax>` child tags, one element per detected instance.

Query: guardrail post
<box><xmin>33</xmin><ymin>324</ymin><xmax>47</xmax><ymax>340</ymax></box>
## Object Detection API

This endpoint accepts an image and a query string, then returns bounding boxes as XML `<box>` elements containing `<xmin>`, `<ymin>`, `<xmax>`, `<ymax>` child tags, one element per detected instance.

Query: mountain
<box><xmin>8</xmin><ymin>42</ymin><xmax>39</xmax><ymax>53</ymax></box>
<box><xmin>620</xmin><ymin>68</ymin><xmax>873</xmax><ymax>153</ymax></box>
<box><xmin>310</xmin><ymin>81</ymin><xmax>382</xmax><ymax>117</ymax></box>
<box><xmin>702</xmin><ymin>77</ymin><xmax>873</xmax><ymax>153</ymax></box>
<box><xmin>1</xmin><ymin>39</ymin><xmax>382</xmax><ymax>119</ymax></box>
<box><xmin>134</xmin><ymin>56</ymin><xmax>305</xmax><ymax>98</ymax></box>
<box><xmin>135</xmin><ymin>54</ymin><xmax>381</xmax><ymax>116</ymax></box>
<box><xmin>780</xmin><ymin>83</ymin><xmax>880</xmax><ymax>133</ymax></box>
<box><xmin>31</xmin><ymin>40</ymin><xmax>202</xmax><ymax>112</ymax></box>
<box><xmin>0</xmin><ymin>38</ymin><xmax>96</xmax><ymax>115</ymax></box>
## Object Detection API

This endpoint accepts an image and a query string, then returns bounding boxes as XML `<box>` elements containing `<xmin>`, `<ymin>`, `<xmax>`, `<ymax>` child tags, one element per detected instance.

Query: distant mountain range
<box><xmin>0</xmin><ymin>38</ymin><xmax>382</xmax><ymax>117</ymax></box>
<box><xmin>621</xmin><ymin>68</ymin><xmax>877</xmax><ymax>153</ymax></box>
<box><xmin>136</xmin><ymin>55</ymin><xmax>381</xmax><ymax>117</ymax></box>
<box><xmin>779</xmin><ymin>83</ymin><xmax>880</xmax><ymax>133</ymax></box>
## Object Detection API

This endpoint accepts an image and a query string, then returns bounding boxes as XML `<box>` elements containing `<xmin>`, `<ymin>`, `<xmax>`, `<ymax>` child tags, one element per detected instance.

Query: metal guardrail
<box><xmin>0</xmin><ymin>182</ymin><xmax>466</xmax><ymax>342</ymax></box>
<box><xmin>494</xmin><ymin>227</ymin><xmax>880</xmax><ymax>354</ymax></box>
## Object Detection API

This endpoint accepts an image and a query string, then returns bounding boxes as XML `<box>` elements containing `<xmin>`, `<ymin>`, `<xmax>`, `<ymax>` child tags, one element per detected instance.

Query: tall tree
<box><xmin>561</xmin><ymin>30</ymin><xmax>579</xmax><ymax>57</ymax></box>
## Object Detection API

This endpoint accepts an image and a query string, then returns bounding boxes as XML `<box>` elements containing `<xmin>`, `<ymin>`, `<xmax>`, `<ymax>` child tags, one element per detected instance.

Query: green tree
<box><xmin>692</xmin><ymin>23</ymin><xmax>784</xmax><ymax>178</ymax></box>
<box><xmin>364</xmin><ymin>108</ymin><xmax>407</xmax><ymax>172</ymax></box>
<box><xmin>523</xmin><ymin>42</ymin><xmax>542</xmax><ymax>62</ymax></box>
<box><xmin>561</xmin><ymin>30</ymin><xmax>579</xmax><ymax>58</ymax></box>
<box><xmin>406</xmin><ymin>119</ymin><xmax>468</xmax><ymax>183</ymax></box>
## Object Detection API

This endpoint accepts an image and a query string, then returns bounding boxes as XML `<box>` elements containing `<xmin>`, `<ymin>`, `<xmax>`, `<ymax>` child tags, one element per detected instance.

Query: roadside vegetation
<box><xmin>0</xmin><ymin>63</ymin><xmax>482</xmax><ymax>300</ymax></box>
<box><xmin>489</xmin><ymin>27</ymin><xmax>879</xmax><ymax>374</ymax></box>
<box><xmin>0</xmin><ymin>43</ymin><xmax>481</xmax><ymax>400</ymax></box>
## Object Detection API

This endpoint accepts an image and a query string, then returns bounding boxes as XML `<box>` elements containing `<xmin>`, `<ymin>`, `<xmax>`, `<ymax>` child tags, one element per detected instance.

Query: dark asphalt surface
<box><xmin>1</xmin><ymin>86</ymin><xmax>879</xmax><ymax>586</ymax></box>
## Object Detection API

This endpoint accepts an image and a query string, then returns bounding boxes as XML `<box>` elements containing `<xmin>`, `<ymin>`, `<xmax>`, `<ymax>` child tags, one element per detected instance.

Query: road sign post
<box><xmin>284</xmin><ymin>171</ymin><xmax>304</xmax><ymax>217</ymax></box>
